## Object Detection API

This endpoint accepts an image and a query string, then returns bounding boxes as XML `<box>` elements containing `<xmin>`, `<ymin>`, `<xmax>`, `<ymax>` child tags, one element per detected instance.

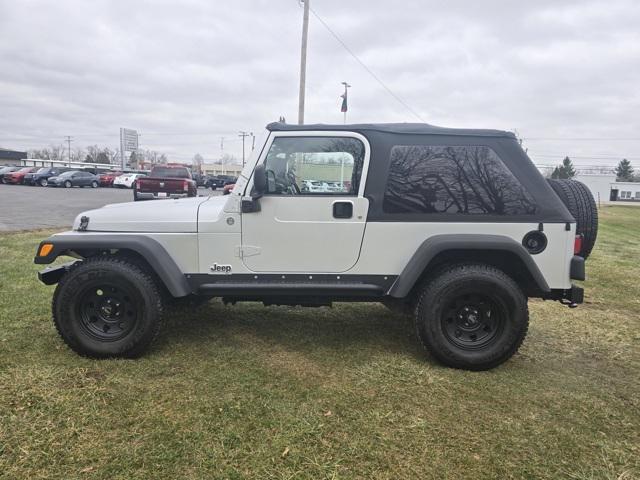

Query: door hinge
<box><xmin>235</xmin><ymin>245</ymin><xmax>261</xmax><ymax>258</ymax></box>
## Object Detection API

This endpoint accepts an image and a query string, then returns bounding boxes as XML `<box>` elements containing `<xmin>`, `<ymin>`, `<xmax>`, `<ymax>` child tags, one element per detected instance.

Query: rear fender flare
<box><xmin>388</xmin><ymin>234</ymin><xmax>550</xmax><ymax>298</ymax></box>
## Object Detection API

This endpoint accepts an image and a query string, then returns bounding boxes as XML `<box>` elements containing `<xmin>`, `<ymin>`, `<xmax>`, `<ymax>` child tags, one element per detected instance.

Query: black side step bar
<box><xmin>197</xmin><ymin>282</ymin><xmax>385</xmax><ymax>298</ymax></box>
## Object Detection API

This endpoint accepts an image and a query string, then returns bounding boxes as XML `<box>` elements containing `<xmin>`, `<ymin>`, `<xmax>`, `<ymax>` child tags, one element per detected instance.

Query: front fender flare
<box><xmin>34</xmin><ymin>234</ymin><xmax>192</xmax><ymax>297</ymax></box>
<box><xmin>388</xmin><ymin>234</ymin><xmax>550</xmax><ymax>298</ymax></box>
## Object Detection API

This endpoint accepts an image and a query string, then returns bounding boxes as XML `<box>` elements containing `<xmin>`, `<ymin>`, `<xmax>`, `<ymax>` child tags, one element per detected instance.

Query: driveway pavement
<box><xmin>0</xmin><ymin>184</ymin><xmax>217</xmax><ymax>231</ymax></box>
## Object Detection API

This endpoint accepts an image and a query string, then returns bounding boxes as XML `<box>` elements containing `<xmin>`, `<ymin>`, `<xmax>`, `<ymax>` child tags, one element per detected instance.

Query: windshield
<box><xmin>36</xmin><ymin>168</ymin><xmax>50</xmax><ymax>174</ymax></box>
<box><xmin>150</xmin><ymin>167</ymin><xmax>190</xmax><ymax>178</ymax></box>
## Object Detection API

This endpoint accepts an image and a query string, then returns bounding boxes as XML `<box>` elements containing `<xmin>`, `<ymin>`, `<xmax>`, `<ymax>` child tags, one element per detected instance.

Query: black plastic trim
<box><xmin>570</xmin><ymin>255</ymin><xmax>586</xmax><ymax>281</ymax></box>
<box><xmin>389</xmin><ymin>234</ymin><xmax>550</xmax><ymax>298</ymax></box>
<box><xmin>187</xmin><ymin>273</ymin><xmax>396</xmax><ymax>298</ymax></box>
<box><xmin>34</xmin><ymin>234</ymin><xmax>192</xmax><ymax>297</ymax></box>
<box><xmin>37</xmin><ymin>260</ymin><xmax>79</xmax><ymax>285</ymax></box>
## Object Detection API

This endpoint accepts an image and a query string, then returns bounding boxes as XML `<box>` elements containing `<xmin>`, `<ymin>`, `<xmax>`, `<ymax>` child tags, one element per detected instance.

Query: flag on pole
<box><xmin>340</xmin><ymin>91</ymin><xmax>348</xmax><ymax>113</ymax></box>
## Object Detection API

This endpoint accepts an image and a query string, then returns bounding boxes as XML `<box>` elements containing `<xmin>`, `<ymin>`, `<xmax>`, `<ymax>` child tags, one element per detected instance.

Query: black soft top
<box><xmin>266</xmin><ymin>121</ymin><xmax>573</xmax><ymax>224</ymax></box>
<box><xmin>266</xmin><ymin>122</ymin><xmax>515</xmax><ymax>138</ymax></box>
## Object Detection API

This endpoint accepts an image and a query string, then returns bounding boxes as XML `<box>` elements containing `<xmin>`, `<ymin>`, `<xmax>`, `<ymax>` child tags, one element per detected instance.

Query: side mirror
<box><xmin>253</xmin><ymin>164</ymin><xmax>267</xmax><ymax>198</ymax></box>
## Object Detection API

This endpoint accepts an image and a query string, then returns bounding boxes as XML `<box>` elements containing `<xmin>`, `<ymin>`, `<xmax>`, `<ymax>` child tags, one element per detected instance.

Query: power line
<box><xmin>307</xmin><ymin>5</ymin><xmax>425</xmax><ymax>123</ymax></box>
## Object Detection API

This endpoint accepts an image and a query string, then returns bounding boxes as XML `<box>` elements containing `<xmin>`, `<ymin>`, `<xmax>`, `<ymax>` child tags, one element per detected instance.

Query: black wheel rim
<box><xmin>442</xmin><ymin>293</ymin><xmax>505</xmax><ymax>350</ymax></box>
<box><xmin>76</xmin><ymin>282</ymin><xmax>140</xmax><ymax>341</ymax></box>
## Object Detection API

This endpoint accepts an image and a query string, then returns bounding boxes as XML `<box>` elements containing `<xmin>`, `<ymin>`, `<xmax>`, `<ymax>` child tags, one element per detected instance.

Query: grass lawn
<box><xmin>0</xmin><ymin>206</ymin><xmax>639</xmax><ymax>479</ymax></box>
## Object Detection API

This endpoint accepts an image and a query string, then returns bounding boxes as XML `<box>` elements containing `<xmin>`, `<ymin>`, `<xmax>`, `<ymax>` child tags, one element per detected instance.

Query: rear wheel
<box><xmin>52</xmin><ymin>257</ymin><xmax>164</xmax><ymax>358</ymax></box>
<box><xmin>547</xmin><ymin>179</ymin><xmax>598</xmax><ymax>258</ymax></box>
<box><xmin>414</xmin><ymin>263</ymin><xmax>529</xmax><ymax>371</ymax></box>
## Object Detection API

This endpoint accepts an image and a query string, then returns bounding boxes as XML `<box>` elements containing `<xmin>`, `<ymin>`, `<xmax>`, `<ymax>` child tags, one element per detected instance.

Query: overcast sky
<box><xmin>1</xmin><ymin>0</ymin><xmax>639</xmax><ymax>166</ymax></box>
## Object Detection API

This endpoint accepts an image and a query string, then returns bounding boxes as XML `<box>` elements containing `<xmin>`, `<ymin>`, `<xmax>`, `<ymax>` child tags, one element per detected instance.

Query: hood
<box><xmin>72</xmin><ymin>196</ymin><xmax>213</xmax><ymax>233</ymax></box>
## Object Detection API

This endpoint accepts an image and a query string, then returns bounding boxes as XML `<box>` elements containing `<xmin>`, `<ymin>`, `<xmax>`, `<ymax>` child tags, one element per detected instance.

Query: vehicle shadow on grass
<box><xmin>156</xmin><ymin>299</ymin><xmax>427</xmax><ymax>365</ymax></box>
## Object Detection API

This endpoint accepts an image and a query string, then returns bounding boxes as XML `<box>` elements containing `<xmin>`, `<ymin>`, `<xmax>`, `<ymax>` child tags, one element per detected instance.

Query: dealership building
<box><xmin>0</xmin><ymin>148</ymin><xmax>27</xmax><ymax>166</ymax></box>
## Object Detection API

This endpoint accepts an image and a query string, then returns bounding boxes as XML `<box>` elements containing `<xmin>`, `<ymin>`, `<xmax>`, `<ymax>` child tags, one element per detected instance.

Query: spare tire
<box><xmin>547</xmin><ymin>179</ymin><xmax>598</xmax><ymax>259</ymax></box>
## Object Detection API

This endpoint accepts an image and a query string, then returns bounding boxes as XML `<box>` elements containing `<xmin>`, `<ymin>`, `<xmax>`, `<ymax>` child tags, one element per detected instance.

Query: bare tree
<box><xmin>192</xmin><ymin>153</ymin><xmax>204</xmax><ymax>173</ymax></box>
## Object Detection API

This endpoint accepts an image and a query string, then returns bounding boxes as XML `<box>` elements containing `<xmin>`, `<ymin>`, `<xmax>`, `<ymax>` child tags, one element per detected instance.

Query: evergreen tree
<box><xmin>551</xmin><ymin>156</ymin><xmax>576</xmax><ymax>179</ymax></box>
<box><xmin>615</xmin><ymin>158</ymin><xmax>634</xmax><ymax>181</ymax></box>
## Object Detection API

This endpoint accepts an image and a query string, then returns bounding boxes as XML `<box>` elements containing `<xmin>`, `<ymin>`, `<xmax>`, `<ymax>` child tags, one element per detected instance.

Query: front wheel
<box><xmin>414</xmin><ymin>263</ymin><xmax>528</xmax><ymax>371</ymax></box>
<box><xmin>64</xmin><ymin>180</ymin><xmax>72</xmax><ymax>188</ymax></box>
<box><xmin>52</xmin><ymin>257</ymin><xmax>164</xmax><ymax>358</ymax></box>
<box><xmin>39</xmin><ymin>178</ymin><xmax>47</xmax><ymax>187</ymax></box>
<box><xmin>91</xmin><ymin>180</ymin><xmax>98</xmax><ymax>188</ymax></box>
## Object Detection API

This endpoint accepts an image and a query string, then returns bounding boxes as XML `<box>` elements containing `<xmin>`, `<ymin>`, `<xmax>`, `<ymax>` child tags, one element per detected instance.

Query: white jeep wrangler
<box><xmin>35</xmin><ymin>122</ymin><xmax>598</xmax><ymax>370</ymax></box>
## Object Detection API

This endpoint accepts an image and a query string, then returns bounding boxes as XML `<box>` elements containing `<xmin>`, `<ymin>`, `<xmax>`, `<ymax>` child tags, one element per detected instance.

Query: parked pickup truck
<box><xmin>134</xmin><ymin>166</ymin><xmax>197</xmax><ymax>201</ymax></box>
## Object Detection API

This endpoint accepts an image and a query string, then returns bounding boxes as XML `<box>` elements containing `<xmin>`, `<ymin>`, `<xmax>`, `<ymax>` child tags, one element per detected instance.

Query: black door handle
<box><xmin>333</xmin><ymin>201</ymin><xmax>353</xmax><ymax>219</ymax></box>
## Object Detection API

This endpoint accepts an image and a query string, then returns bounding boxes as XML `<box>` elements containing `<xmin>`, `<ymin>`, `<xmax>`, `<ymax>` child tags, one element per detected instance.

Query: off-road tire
<box><xmin>52</xmin><ymin>256</ymin><xmax>164</xmax><ymax>358</ymax></box>
<box><xmin>547</xmin><ymin>179</ymin><xmax>598</xmax><ymax>258</ymax></box>
<box><xmin>414</xmin><ymin>263</ymin><xmax>529</xmax><ymax>371</ymax></box>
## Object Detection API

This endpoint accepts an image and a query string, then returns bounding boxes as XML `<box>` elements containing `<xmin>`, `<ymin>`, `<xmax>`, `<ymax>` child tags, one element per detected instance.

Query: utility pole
<box><xmin>220</xmin><ymin>137</ymin><xmax>225</xmax><ymax>174</ymax></box>
<box><xmin>239</xmin><ymin>131</ymin><xmax>251</xmax><ymax>167</ymax></box>
<box><xmin>298</xmin><ymin>0</ymin><xmax>310</xmax><ymax>125</ymax></box>
<box><xmin>341</xmin><ymin>82</ymin><xmax>351</xmax><ymax>124</ymax></box>
<box><xmin>250</xmin><ymin>132</ymin><xmax>255</xmax><ymax>151</ymax></box>
<box><xmin>65</xmin><ymin>136</ymin><xmax>73</xmax><ymax>162</ymax></box>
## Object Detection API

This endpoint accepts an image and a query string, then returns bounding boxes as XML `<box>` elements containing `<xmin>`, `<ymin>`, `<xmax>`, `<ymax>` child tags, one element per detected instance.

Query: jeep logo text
<box><xmin>209</xmin><ymin>263</ymin><xmax>232</xmax><ymax>274</ymax></box>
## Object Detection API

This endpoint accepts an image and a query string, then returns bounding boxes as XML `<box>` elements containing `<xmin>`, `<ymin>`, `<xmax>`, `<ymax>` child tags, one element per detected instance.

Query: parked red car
<box><xmin>2</xmin><ymin>167</ymin><xmax>36</xmax><ymax>184</ymax></box>
<box><xmin>98</xmin><ymin>171</ymin><xmax>123</xmax><ymax>187</ymax></box>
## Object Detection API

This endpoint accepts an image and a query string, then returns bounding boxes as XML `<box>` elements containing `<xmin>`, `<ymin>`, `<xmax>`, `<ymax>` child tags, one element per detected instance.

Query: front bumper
<box><xmin>37</xmin><ymin>261</ymin><xmax>79</xmax><ymax>285</ymax></box>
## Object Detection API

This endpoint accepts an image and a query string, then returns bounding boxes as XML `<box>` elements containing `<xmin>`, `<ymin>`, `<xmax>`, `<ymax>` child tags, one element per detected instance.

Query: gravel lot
<box><xmin>0</xmin><ymin>184</ymin><xmax>218</xmax><ymax>231</ymax></box>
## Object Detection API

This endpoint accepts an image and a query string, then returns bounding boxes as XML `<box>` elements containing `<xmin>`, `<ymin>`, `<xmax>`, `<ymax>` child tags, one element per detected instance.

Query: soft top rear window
<box><xmin>383</xmin><ymin>145</ymin><xmax>537</xmax><ymax>215</ymax></box>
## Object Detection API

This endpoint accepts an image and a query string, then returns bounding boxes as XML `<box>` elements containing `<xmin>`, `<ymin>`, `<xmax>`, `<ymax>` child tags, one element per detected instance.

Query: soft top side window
<box><xmin>383</xmin><ymin>145</ymin><xmax>537</xmax><ymax>215</ymax></box>
<box><xmin>261</xmin><ymin>136</ymin><xmax>364</xmax><ymax>196</ymax></box>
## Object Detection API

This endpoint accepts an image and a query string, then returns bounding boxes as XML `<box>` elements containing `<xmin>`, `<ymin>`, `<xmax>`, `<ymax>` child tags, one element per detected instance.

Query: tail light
<box><xmin>574</xmin><ymin>235</ymin><xmax>583</xmax><ymax>255</ymax></box>
<box><xmin>183</xmin><ymin>180</ymin><xmax>189</xmax><ymax>192</ymax></box>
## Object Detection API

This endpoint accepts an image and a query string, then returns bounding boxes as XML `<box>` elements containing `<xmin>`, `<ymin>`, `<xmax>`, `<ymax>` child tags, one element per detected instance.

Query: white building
<box><xmin>574</xmin><ymin>174</ymin><xmax>617</xmax><ymax>205</ymax></box>
<box><xmin>201</xmin><ymin>163</ymin><xmax>243</xmax><ymax>176</ymax></box>
<box><xmin>610</xmin><ymin>181</ymin><xmax>640</xmax><ymax>202</ymax></box>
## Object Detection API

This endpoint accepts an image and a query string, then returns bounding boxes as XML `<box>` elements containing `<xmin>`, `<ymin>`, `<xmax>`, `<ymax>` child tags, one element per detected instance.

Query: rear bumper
<box><xmin>543</xmin><ymin>284</ymin><xmax>584</xmax><ymax>306</ymax></box>
<box><xmin>136</xmin><ymin>192</ymin><xmax>190</xmax><ymax>200</ymax></box>
<box><xmin>570</xmin><ymin>255</ymin><xmax>585</xmax><ymax>281</ymax></box>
